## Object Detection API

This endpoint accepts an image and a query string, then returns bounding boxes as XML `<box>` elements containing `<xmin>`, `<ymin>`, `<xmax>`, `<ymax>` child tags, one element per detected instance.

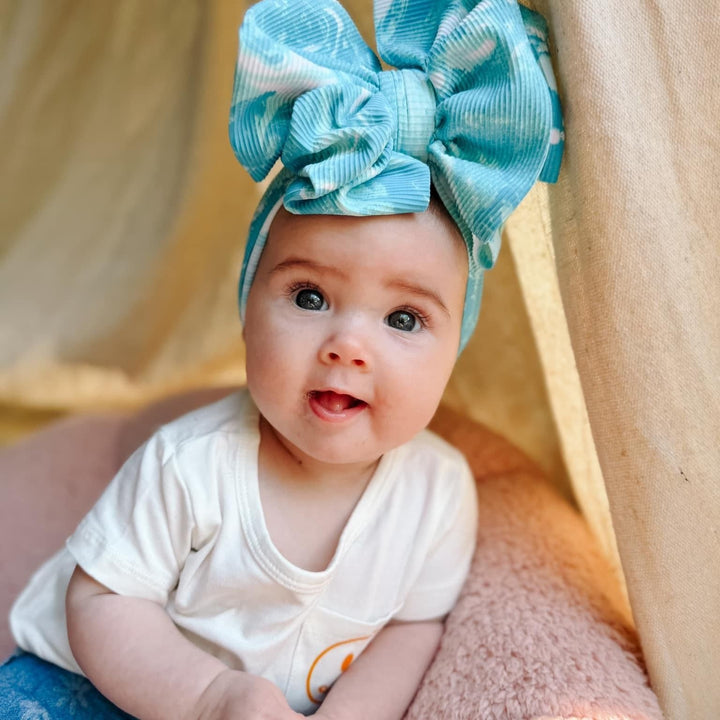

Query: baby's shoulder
<box><xmin>403</xmin><ymin>427</ymin><xmax>469</xmax><ymax>463</ymax></box>
<box><xmin>149</xmin><ymin>389</ymin><xmax>255</xmax><ymax>456</ymax></box>
<box><xmin>381</xmin><ymin>430</ymin><xmax>477</xmax><ymax>534</ymax></box>
<box><xmin>393</xmin><ymin>428</ymin><xmax>473</xmax><ymax>486</ymax></box>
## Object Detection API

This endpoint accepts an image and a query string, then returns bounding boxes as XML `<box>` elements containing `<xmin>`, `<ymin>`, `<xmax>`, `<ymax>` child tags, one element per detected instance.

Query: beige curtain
<box><xmin>534</xmin><ymin>1</ymin><xmax>720</xmax><ymax>717</ymax></box>
<box><xmin>1</xmin><ymin>1</ymin><xmax>718</xmax><ymax>717</ymax></box>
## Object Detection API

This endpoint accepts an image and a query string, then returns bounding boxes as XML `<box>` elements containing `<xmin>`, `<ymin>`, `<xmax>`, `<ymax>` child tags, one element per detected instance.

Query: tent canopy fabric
<box><xmin>1</xmin><ymin>1</ymin><xmax>718</xmax><ymax>718</ymax></box>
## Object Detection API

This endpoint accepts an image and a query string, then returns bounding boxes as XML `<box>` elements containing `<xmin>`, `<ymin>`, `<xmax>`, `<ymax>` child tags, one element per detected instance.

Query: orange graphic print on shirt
<box><xmin>305</xmin><ymin>636</ymin><xmax>370</xmax><ymax>704</ymax></box>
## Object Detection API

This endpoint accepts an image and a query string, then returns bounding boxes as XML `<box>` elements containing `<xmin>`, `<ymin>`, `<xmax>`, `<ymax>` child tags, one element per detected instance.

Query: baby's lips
<box><xmin>312</xmin><ymin>390</ymin><xmax>363</xmax><ymax>414</ymax></box>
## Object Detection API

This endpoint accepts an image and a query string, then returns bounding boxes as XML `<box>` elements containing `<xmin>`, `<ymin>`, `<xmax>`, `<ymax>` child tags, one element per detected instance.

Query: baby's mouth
<box><xmin>309</xmin><ymin>390</ymin><xmax>367</xmax><ymax>414</ymax></box>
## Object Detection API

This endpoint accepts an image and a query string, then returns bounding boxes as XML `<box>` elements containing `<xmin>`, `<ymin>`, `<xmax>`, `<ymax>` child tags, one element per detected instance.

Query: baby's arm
<box><xmin>313</xmin><ymin>619</ymin><xmax>444</xmax><ymax>720</ymax></box>
<box><xmin>66</xmin><ymin>566</ymin><xmax>303</xmax><ymax>720</ymax></box>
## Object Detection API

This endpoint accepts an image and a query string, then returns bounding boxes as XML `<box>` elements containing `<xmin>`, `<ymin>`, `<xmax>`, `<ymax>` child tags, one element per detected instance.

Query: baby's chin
<box><xmin>288</xmin><ymin>437</ymin><xmax>387</xmax><ymax>470</ymax></box>
<box><xmin>288</xmin><ymin>415</ymin><xmax>433</xmax><ymax>467</ymax></box>
<box><xmin>257</xmin><ymin>416</ymin><xmax>379</xmax><ymax>470</ymax></box>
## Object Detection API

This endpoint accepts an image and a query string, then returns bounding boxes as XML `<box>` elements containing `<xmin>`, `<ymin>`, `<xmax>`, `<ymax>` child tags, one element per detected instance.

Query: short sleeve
<box><xmin>393</xmin><ymin>459</ymin><xmax>478</xmax><ymax>622</ymax></box>
<box><xmin>66</xmin><ymin>431</ymin><xmax>195</xmax><ymax>605</ymax></box>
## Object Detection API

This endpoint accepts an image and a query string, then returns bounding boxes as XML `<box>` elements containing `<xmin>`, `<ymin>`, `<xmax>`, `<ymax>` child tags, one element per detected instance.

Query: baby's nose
<box><xmin>319</xmin><ymin>329</ymin><xmax>371</xmax><ymax>370</ymax></box>
<box><xmin>325</xmin><ymin>350</ymin><xmax>366</xmax><ymax>367</ymax></box>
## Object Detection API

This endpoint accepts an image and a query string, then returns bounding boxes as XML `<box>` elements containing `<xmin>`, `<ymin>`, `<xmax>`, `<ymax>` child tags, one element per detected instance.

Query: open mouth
<box><xmin>308</xmin><ymin>390</ymin><xmax>367</xmax><ymax>417</ymax></box>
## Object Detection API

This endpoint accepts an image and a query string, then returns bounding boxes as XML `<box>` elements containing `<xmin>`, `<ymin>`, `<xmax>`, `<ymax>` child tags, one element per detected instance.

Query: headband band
<box><xmin>230</xmin><ymin>0</ymin><xmax>564</xmax><ymax>351</ymax></box>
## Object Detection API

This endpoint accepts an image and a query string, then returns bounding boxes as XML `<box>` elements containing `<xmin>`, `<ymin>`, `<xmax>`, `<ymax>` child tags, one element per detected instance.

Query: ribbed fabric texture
<box><xmin>229</xmin><ymin>0</ymin><xmax>564</xmax><ymax>350</ymax></box>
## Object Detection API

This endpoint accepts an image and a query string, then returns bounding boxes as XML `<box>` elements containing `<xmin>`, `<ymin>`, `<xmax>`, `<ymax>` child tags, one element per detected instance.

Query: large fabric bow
<box><xmin>230</xmin><ymin>0</ymin><xmax>564</xmax><ymax>350</ymax></box>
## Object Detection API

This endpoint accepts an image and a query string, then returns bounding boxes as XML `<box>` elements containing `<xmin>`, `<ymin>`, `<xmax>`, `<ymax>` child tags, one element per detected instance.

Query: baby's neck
<box><xmin>256</xmin><ymin>415</ymin><xmax>382</xmax><ymax>572</ymax></box>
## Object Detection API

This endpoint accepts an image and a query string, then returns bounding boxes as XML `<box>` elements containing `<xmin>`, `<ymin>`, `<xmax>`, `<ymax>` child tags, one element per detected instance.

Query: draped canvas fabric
<box><xmin>533</xmin><ymin>1</ymin><xmax>720</xmax><ymax>717</ymax></box>
<box><xmin>0</xmin><ymin>1</ymin><xmax>718</xmax><ymax>718</ymax></box>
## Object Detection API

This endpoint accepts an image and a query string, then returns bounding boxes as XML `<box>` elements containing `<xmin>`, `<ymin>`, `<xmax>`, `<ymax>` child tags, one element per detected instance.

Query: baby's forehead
<box><xmin>268</xmin><ymin>205</ymin><xmax>465</xmax><ymax>257</ymax></box>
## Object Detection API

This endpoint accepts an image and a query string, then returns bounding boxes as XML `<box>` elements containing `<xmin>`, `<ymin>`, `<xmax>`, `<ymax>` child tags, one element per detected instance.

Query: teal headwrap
<box><xmin>229</xmin><ymin>0</ymin><xmax>564</xmax><ymax>351</ymax></box>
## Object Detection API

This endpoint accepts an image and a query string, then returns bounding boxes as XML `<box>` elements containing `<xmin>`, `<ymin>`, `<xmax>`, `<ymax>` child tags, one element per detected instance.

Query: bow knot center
<box><xmin>378</xmin><ymin>69</ymin><xmax>436</xmax><ymax>163</ymax></box>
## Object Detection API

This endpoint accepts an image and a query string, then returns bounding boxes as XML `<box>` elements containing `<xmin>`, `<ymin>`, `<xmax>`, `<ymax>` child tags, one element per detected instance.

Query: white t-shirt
<box><xmin>11</xmin><ymin>390</ymin><xmax>477</xmax><ymax>715</ymax></box>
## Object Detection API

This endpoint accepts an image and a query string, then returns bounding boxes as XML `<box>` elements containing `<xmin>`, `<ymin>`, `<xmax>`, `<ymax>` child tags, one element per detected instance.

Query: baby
<box><xmin>3</xmin><ymin>0</ymin><xmax>563</xmax><ymax>717</ymax></box>
<box><xmin>6</xmin><ymin>197</ymin><xmax>475</xmax><ymax>720</ymax></box>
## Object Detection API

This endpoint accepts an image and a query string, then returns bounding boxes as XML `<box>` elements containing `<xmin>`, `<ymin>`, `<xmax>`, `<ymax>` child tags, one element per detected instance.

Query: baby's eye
<box><xmin>294</xmin><ymin>287</ymin><xmax>327</xmax><ymax>311</ymax></box>
<box><xmin>386</xmin><ymin>309</ymin><xmax>419</xmax><ymax>332</ymax></box>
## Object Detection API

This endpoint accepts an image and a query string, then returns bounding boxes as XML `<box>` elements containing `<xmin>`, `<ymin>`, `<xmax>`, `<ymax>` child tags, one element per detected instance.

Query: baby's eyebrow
<box><xmin>385</xmin><ymin>280</ymin><xmax>450</xmax><ymax>318</ymax></box>
<box><xmin>269</xmin><ymin>257</ymin><xmax>348</xmax><ymax>279</ymax></box>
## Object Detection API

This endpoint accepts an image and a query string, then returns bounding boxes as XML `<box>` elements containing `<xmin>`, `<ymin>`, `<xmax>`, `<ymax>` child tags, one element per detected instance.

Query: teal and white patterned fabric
<box><xmin>230</xmin><ymin>0</ymin><xmax>564</xmax><ymax>350</ymax></box>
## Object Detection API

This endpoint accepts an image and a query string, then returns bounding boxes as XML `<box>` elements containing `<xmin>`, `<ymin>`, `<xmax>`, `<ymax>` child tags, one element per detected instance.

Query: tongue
<box><xmin>314</xmin><ymin>391</ymin><xmax>356</xmax><ymax>413</ymax></box>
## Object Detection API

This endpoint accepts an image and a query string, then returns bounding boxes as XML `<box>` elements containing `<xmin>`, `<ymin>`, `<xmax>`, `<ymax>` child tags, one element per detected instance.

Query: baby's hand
<box><xmin>190</xmin><ymin>669</ymin><xmax>304</xmax><ymax>720</ymax></box>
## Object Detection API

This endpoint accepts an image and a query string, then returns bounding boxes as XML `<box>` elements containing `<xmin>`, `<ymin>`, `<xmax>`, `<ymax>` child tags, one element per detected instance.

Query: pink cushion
<box><xmin>0</xmin><ymin>389</ymin><xmax>662</xmax><ymax>718</ymax></box>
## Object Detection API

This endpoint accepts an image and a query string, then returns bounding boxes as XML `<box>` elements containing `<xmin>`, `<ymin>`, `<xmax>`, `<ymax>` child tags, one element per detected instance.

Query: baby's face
<box><xmin>243</xmin><ymin>208</ymin><xmax>467</xmax><ymax>467</ymax></box>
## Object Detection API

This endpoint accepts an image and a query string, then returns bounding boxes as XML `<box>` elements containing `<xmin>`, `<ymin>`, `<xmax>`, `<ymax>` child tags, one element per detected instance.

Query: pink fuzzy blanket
<box><xmin>0</xmin><ymin>389</ymin><xmax>662</xmax><ymax>719</ymax></box>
